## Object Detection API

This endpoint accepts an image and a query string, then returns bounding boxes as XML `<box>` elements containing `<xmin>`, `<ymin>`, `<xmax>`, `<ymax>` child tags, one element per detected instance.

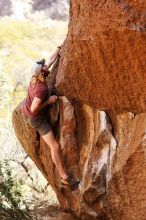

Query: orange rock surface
<box><xmin>13</xmin><ymin>100</ymin><xmax>146</xmax><ymax>219</ymax></box>
<box><xmin>13</xmin><ymin>1</ymin><xmax>146</xmax><ymax>219</ymax></box>
<box><xmin>56</xmin><ymin>0</ymin><xmax>146</xmax><ymax>113</ymax></box>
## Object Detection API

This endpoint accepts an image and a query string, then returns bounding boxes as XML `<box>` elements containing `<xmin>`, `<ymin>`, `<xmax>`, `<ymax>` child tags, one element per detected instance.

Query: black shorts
<box><xmin>21</xmin><ymin>112</ymin><xmax>51</xmax><ymax>136</ymax></box>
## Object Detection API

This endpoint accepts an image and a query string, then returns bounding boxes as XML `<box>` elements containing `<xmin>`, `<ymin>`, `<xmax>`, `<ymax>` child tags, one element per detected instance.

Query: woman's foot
<box><xmin>61</xmin><ymin>175</ymin><xmax>80</xmax><ymax>190</ymax></box>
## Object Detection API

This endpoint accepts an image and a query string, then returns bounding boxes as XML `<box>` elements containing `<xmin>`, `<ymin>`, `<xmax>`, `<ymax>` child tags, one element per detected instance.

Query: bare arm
<box><xmin>46</xmin><ymin>37</ymin><xmax>67</xmax><ymax>68</ymax></box>
<box><xmin>30</xmin><ymin>96</ymin><xmax>57</xmax><ymax>113</ymax></box>
<box><xmin>46</xmin><ymin>47</ymin><xmax>61</xmax><ymax>69</ymax></box>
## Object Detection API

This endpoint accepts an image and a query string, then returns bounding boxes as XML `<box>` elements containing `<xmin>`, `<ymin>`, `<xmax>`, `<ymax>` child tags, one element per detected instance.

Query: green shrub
<box><xmin>0</xmin><ymin>160</ymin><xmax>31</xmax><ymax>220</ymax></box>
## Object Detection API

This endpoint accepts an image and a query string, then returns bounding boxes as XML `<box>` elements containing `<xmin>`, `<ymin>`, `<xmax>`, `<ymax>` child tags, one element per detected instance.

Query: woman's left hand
<box><xmin>48</xmin><ymin>95</ymin><xmax>58</xmax><ymax>104</ymax></box>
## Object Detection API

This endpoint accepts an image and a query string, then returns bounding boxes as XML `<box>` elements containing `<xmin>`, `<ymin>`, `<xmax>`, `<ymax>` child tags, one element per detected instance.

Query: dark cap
<box><xmin>36</xmin><ymin>58</ymin><xmax>45</xmax><ymax>66</ymax></box>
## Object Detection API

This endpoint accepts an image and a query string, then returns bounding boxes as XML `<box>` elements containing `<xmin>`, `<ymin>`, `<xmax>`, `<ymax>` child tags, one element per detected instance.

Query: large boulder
<box><xmin>13</xmin><ymin>1</ymin><xmax>146</xmax><ymax>219</ymax></box>
<box><xmin>12</xmin><ymin>99</ymin><xmax>146</xmax><ymax>219</ymax></box>
<box><xmin>56</xmin><ymin>0</ymin><xmax>146</xmax><ymax>113</ymax></box>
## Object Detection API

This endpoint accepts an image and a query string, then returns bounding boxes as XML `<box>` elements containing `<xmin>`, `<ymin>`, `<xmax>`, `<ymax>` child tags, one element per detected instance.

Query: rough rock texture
<box><xmin>56</xmin><ymin>0</ymin><xmax>146</xmax><ymax>113</ymax></box>
<box><xmin>13</xmin><ymin>1</ymin><xmax>146</xmax><ymax>220</ymax></box>
<box><xmin>13</xmin><ymin>99</ymin><xmax>146</xmax><ymax>220</ymax></box>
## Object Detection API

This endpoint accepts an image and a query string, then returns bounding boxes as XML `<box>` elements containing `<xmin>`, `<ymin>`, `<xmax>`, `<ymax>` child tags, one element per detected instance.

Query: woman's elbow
<box><xmin>31</xmin><ymin>98</ymin><xmax>41</xmax><ymax>113</ymax></box>
<box><xmin>30</xmin><ymin>105</ymin><xmax>37</xmax><ymax>113</ymax></box>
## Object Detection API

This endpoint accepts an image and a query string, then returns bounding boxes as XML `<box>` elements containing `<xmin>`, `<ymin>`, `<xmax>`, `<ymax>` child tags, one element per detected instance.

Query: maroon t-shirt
<box><xmin>22</xmin><ymin>82</ymin><xmax>49</xmax><ymax>119</ymax></box>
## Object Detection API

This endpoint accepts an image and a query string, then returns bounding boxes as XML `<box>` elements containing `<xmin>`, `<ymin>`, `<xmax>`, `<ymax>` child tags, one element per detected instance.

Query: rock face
<box><xmin>56</xmin><ymin>0</ymin><xmax>146</xmax><ymax>113</ymax></box>
<box><xmin>13</xmin><ymin>100</ymin><xmax>146</xmax><ymax>220</ymax></box>
<box><xmin>13</xmin><ymin>1</ymin><xmax>146</xmax><ymax>220</ymax></box>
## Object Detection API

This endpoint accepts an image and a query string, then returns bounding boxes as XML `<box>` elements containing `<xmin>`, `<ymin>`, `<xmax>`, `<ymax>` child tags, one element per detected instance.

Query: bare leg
<box><xmin>42</xmin><ymin>130</ymin><xmax>68</xmax><ymax>180</ymax></box>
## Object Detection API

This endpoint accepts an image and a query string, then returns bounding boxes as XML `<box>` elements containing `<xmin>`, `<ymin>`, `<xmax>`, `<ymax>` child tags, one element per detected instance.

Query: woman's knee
<box><xmin>42</xmin><ymin>130</ymin><xmax>57</xmax><ymax>147</ymax></box>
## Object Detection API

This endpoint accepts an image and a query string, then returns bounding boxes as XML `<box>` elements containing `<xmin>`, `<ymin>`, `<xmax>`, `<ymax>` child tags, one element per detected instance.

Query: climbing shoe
<box><xmin>61</xmin><ymin>175</ymin><xmax>80</xmax><ymax>191</ymax></box>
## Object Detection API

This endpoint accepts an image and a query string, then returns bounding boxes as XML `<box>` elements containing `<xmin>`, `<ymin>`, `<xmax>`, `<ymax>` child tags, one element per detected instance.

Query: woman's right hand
<box><xmin>48</xmin><ymin>95</ymin><xmax>58</xmax><ymax>104</ymax></box>
<box><xmin>59</xmin><ymin>37</ymin><xmax>67</xmax><ymax>48</ymax></box>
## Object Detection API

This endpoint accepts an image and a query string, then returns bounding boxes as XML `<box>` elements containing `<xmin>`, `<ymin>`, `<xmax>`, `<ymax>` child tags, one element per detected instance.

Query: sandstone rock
<box><xmin>56</xmin><ymin>0</ymin><xmax>146</xmax><ymax>113</ymax></box>
<box><xmin>13</xmin><ymin>99</ymin><xmax>146</xmax><ymax>219</ymax></box>
<box><xmin>13</xmin><ymin>97</ymin><xmax>146</xmax><ymax>220</ymax></box>
<box><xmin>12</xmin><ymin>1</ymin><xmax>146</xmax><ymax>219</ymax></box>
<box><xmin>32</xmin><ymin>205</ymin><xmax>78</xmax><ymax>220</ymax></box>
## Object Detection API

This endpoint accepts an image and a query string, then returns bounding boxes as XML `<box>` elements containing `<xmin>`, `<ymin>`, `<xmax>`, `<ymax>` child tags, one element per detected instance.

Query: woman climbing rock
<box><xmin>21</xmin><ymin>42</ymin><xmax>79</xmax><ymax>190</ymax></box>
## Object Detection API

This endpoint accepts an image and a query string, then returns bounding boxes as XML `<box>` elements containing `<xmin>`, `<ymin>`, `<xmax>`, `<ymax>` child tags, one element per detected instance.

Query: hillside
<box><xmin>0</xmin><ymin>0</ymin><xmax>69</xmax><ymax>20</ymax></box>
